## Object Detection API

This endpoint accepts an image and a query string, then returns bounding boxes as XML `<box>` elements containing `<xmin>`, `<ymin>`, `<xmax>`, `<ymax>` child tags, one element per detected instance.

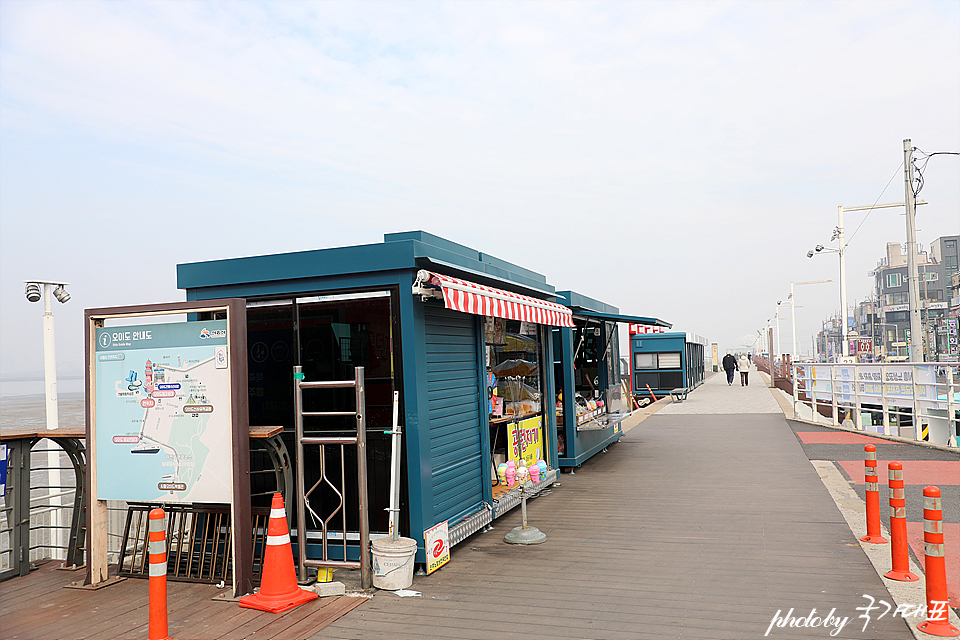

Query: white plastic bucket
<box><xmin>371</xmin><ymin>536</ymin><xmax>418</xmax><ymax>590</ymax></box>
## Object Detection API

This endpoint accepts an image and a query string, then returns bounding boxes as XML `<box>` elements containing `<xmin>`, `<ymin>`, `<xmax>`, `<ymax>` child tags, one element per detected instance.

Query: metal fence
<box><xmin>0</xmin><ymin>441</ymin><xmax>76</xmax><ymax>579</ymax></box>
<box><xmin>790</xmin><ymin>361</ymin><xmax>958</xmax><ymax>446</ymax></box>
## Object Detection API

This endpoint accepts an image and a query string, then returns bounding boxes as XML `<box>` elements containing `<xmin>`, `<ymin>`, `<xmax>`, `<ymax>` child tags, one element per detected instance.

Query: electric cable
<box><xmin>845</xmin><ymin>162</ymin><xmax>903</xmax><ymax>247</ymax></box>
<box><xmin>912</xmin><ymin>149</ymin><xmax>959</xmax><ymax>199</ymax></box>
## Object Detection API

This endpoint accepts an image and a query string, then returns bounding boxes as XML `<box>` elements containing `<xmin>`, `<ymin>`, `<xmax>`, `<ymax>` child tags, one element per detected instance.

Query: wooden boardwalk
<box><xmin>319</xmin><ymin>374</ymin><xmax>914</xmax><ymax>640</ymax></box>
<box><xmin>0</xmin><ymin>561</ymin><xmax>366</xmax><ymax>640</ymax></box>
<box><xmin>1</xmin><ymin>374</ymin><xmax>923</xmax><ymax>639</ymax></box>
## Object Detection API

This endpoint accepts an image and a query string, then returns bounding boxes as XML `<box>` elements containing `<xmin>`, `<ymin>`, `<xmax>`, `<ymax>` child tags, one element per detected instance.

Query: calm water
<box><xmin>0</xmin><ymin>391</ymin><xmax>86</xmax><ymax>432</ymax></box>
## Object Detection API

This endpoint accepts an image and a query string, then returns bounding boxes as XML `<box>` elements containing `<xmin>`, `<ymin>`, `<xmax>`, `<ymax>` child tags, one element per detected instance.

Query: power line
<box><xmin>912</xmin><ymin>149</ymin><xmax>960</xmax><ymax>198</ymax></box>
<box><xmin>845</xmin><ymin>162</ymin><xmax>903</xmax><ymax>247</ymax></box>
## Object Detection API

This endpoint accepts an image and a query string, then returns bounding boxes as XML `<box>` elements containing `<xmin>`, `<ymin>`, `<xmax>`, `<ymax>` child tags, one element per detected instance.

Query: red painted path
<box><xmin>795</xmin><ymin>432</ymin><xmax>959</xmax><ymax>609</ymax></box>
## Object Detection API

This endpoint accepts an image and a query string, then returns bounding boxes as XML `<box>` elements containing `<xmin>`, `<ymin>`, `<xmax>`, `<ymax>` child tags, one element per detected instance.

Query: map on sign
<box><xmin>95</xmin><ymin>320</ymin><xmax>232</xmax><ymax>503</ymax></box>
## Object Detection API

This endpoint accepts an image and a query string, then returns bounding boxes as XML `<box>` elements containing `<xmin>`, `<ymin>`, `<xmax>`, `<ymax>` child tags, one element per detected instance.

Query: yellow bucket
<box><xmin>316</xmin><ymin>567</ymin><xmax>334</xmax><ymax>583</ymax></box>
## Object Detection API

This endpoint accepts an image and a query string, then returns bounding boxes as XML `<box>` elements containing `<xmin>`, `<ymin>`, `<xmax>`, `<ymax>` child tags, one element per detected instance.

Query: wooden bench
<box><xmin>670</xmin><ymin>388</ymin><xmax>688</xmax><ymax>403</ymax></box>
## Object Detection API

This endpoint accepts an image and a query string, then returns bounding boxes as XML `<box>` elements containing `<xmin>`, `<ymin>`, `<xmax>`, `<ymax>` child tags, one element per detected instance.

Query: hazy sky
<box><xmin>1</xmin><ymin>0</ymin><xmax>958</xmax><ymax>386</ymax></box>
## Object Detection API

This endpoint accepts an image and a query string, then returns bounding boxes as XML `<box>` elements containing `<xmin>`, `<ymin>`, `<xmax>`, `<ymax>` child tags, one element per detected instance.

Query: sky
<box><xmin>1</xmin><ymin>0</ymin><xmax>958</xmax><ymax>390</ymax></box>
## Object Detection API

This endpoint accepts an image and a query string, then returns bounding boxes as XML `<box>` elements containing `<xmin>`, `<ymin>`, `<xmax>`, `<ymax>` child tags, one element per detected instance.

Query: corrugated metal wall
<box><xmin>423</xmin><ymin>306</ymin><xmax>484</xmax><ymax>524</ymax></box>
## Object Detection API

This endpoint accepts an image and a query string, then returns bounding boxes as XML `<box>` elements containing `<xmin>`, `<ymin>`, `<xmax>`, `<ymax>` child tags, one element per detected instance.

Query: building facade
<box><xmin>871</xmin><ymin>236</ymin><xmax>958</xmax><ymax>361</ymax></box>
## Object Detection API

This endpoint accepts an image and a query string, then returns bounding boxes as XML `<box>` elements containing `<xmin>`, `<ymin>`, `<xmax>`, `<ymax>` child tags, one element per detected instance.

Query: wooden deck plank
<box><xmin>255</xmin><ymin>597</ymin><xmax>367</xmax><ymax>640</ymax></box>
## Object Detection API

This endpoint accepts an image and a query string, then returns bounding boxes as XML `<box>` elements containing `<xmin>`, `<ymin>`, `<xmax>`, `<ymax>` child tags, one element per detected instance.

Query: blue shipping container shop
<box><xmin>630</xmin><ymin>332</ymin><xmax>708</xmax><ymax>400</ymax></box>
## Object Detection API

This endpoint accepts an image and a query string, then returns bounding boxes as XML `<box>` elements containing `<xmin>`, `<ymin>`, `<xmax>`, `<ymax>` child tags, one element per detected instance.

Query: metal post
<box><xmin>881</xmin><ymin>363</ymin><xmax>890</xmax><ymax>436</ymax></box>
<box><xmin>41</xmin><ymin>284</ymin><xmax>63</xmax><ymax>560</ymax></box>
<box><xmin>354</xmin><ymin>367</ymin><xmax>371</xmax><ymax>590</ymax></box>
<box><xmin>791</xmin><ymin>283</ymin><xmax>797</xmax><ymax>360</ymax></box>
<box><xmin>811</xmin><ymin>366</ymin><xmax>818</xmax><ymax>423</ymax></box>
<box><xmin>775</xmin><ymin>310</ymin><xmax>781</xmax><ymax>361</ymax></box>
<box><xmin>792</xmin><ymin>363</ymin><xmax>799</xmax><ymax>420</ymax></box>
<box><xmin>838</xmin><ymin>206</ymin><xmax>850</xmax><ymax>358</ymax></box>
<box><xmin>293</xmin><ymin>365</ymin><xmax>307</xmax><ymax>582</ymax></box>
<box><xmin>831</xmin><ymin>365</ymin><xmax>839</xmax><ymax>426</ymax></box>
<box><xmin>947</xmin><ymin>367</ymin><xmax>957</xmax><ymax>447</ymax></box>
<box><xmin>854</xmin><ymin>363</ymin><xmax>862</xmax><ymax>430</ymax></box>
<box><xmin>768</xmin><ymin>327</ymin><xmax>775</xmax><ymax>388</ymax></box>
<box><xmin>912</xmin><ymin>364</ymin><xmax>922</xmax><ymax>441</ymax></box>
<box><xmin>387</xmin><ymin>391</ymin><xmax>401</xmax><ymax>541</ymax></box>
<box><xmin>903</xmin><ymin>139</ymin><xmax>924</xmax><ymax>362</ymax></box>
<box><xmin>10</xmin><ymin>439</ymin><xmax>31</xmax><ymax>578</ymax></box>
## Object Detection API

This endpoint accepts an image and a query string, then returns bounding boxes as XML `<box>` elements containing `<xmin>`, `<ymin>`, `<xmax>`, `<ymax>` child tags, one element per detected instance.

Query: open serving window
<box><xmin>553</xmin><ymin>291</ymin><xmax>670</xmax><ymax>468</ymax></box>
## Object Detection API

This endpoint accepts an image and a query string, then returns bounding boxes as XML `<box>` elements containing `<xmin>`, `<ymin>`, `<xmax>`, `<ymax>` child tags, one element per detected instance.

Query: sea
<box><xmin>0</xmin><ymin>377</ymin><xmax>86</xmax><ymax>432</ymax></box>
<box><xmin>0</xmin><ymin>378</ymin><xmax>86</xmax><ymax>567</ymax></box>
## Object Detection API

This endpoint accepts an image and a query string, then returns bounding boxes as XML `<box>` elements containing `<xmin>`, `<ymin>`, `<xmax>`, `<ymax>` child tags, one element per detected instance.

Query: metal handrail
<box><xmin>790</xmin><ymin>361</ymin><xmax>958</xmax><ymax>446</ymax></box>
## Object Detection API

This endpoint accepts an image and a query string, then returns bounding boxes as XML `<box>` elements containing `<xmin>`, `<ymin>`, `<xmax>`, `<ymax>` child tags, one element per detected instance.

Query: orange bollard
<box><xmin>147</xmin><ymin>508</ymin><xmax>175</xmax><ymax>640</ymax></box>
<box><xmin>239</xmin><ymin>492</ymin><xmax>318</xmax><ymax>613</ymax></box>
<box><xmin>884</xmin><ymin>462</ymin><xmax>918</xmax><ymax>581</ymax></box>
<box><xmin>645</xmin><ymin>384</ymin><xmax>658</xmax><ymax>402</ymax></box>
<box><xmin>917</xmin><ymin>486</ymin><xmax>959</xmax><ymax>637</ymax></box>
<box><xmin>860</xmin><ymin>445</ymin><xmax>887</xmax><ymax>544</ymax></box>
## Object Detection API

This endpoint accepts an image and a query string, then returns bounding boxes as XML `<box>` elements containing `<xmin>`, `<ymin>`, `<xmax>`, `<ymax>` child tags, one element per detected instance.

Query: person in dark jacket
<box><xmin>722</xmin><ymin>351</ymin><xmax>737</xmax><ymax>386</ymax></box>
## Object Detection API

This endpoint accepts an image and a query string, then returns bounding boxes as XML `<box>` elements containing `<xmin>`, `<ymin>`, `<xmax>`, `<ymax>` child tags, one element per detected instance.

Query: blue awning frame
<box><xmin>570</xmin><ymin>309</ymin><xmax>672</xmax><ymax>328</ymax></box>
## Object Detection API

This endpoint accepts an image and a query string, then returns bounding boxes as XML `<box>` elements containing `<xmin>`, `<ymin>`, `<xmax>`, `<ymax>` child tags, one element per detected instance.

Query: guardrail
<box><xmin>0</xmin><ymin>439</ymin><xmax>79</xmax><ymax>580</ymax></box>
<box><xmin>789</xmin><ymin>361</ymin><xmax>958</xmax><ymax>447</ymax></box>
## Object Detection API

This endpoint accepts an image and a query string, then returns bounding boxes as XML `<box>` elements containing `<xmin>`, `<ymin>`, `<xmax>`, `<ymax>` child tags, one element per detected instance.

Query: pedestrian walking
<box><xmin>738</xmin><ymin>354</ymin><xmax>750</xmax><ymax>386</ymax></box>
<box><xmin>722</xmin><ymin>351</ymin><xmax>737</xmax><ymax>386</ymax></box>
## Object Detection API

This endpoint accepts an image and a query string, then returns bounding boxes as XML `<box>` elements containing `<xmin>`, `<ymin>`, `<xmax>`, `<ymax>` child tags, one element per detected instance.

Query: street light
<box><xmin>789</xmin><ymin>280</ymin><xmax>831</xmax><ymax>362</ymax></box>
<box><xmin>807</xmin><ymin>213</ymin><xmax>849</xmax><ymax>359</ymax></box>
<box><xmin>807</xmin><ymin>201</ymin><xmax>927</xmax><ymax>360</ymax></box>
<box><xmin>23</xmin><ymin>279</ymin><xmax>70</xmax><ymax>561</ymax></box>
<box><xmin>23</xmin><ymin>280</ymin><xmax>71</xmax><ymax>430</ymax></box>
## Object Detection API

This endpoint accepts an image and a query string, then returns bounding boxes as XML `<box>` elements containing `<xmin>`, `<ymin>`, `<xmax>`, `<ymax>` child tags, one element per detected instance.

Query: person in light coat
<box><xmin>737</xmin><ymin>354</ymin><xmax>751</xmax><ymax>386</ymax></box>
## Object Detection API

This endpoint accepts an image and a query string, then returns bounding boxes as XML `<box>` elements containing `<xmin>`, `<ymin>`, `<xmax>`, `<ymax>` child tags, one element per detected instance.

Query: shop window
<box><xmin>634</xmin><ymin>372</ymin><xmax>658</xmax><ymax>392</ymax></box>
<box><xmin>486</xmin><ymin>317</ymin><xmax>546</xmax><ymax>468</ymax></box>
<box><xmin>635</xmin><ymin>353</ymin><xmax>656</xmax><ymax>369</ymax></box>
<box><xmin>658</xmin><ymin>352</ymin><xmax>682</xmax><ymax>369</ymax></box>
<box><xmin>246</xmin><ymin>301</ymin><xmax>296</xmax><ymax>431</ymax></box>
<box><xmin>659</xmin><ymin>371</ymin><xmax>684</xmax><ymax>390</ymax></box>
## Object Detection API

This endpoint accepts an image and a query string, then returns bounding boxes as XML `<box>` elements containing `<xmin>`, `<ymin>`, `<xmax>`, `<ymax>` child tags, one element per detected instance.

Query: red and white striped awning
<box><xmin>416</xmin><ymin>270</ymin><xmax>575</xmax><ymax>328</ymax></box>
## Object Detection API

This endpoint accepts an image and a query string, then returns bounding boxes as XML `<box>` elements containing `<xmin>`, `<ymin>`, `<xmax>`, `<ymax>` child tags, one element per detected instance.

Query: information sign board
<box><xmin>94</xmin><ymin>320</ymin><xmax>232</xmax><ymax>503</ymax></box>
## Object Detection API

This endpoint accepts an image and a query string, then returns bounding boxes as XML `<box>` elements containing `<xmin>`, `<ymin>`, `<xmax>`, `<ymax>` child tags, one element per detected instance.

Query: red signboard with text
<box><xmin>629</xmin><ymin>324</ymin><xmax>665</xmax><ymax>335</ymax></box>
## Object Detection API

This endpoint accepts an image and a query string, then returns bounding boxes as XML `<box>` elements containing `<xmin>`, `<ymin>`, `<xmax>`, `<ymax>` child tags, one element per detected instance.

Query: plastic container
<box><xmin>371</xmin><ymin>536</ymin><xmax>418</xmax><ymax>590</ymax></box>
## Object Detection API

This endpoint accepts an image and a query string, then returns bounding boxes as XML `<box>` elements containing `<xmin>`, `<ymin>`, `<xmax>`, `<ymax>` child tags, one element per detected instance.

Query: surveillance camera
<box><xmin>25</xmin><ymin>282</ymin><xmax>41</xmax><ymax>303</ymax></box>
<box><xmin>53</xmin><ymin>284</ymin><xmax>70</xmax><ymax>304</ymax></box>
<box><xmin>806</xmin><ymin>250</ymin><xmax>814</xmax><ymax>258</ymax></box>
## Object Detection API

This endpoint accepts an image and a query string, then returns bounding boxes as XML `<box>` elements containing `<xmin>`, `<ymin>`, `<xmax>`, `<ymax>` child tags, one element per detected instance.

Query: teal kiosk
<box><xmin>552</xmin><ymin>291</ymin><xmax>670</xmax><ymax>468</ymax></box>
<box><xmin>178</xmin><ymin>232</ymin><xmax>579</xmax><ymax>568</ymax></box>
<box><xmin>630</xmin><ymin>331</ymin><xmax>708</xmax><ymax>402</ymax></box>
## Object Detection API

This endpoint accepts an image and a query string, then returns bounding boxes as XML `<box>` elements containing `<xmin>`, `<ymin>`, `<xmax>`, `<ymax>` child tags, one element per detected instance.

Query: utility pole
<box><xmin>903</xmin><ymin>139</ymin><xmax>924</xmax><ymax>362</ymax></box>
<box><xmin>837</xmin><ymin>206</ymin><xmax>849</xmax><ymax>358</ymax></box>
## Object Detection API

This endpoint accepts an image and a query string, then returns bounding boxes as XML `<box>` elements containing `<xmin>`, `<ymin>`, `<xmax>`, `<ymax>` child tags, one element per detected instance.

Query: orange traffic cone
<box><xmin>239</xmin><ymin>493</ymin><xmax>318</xmax><ymax>613</ymax></box>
